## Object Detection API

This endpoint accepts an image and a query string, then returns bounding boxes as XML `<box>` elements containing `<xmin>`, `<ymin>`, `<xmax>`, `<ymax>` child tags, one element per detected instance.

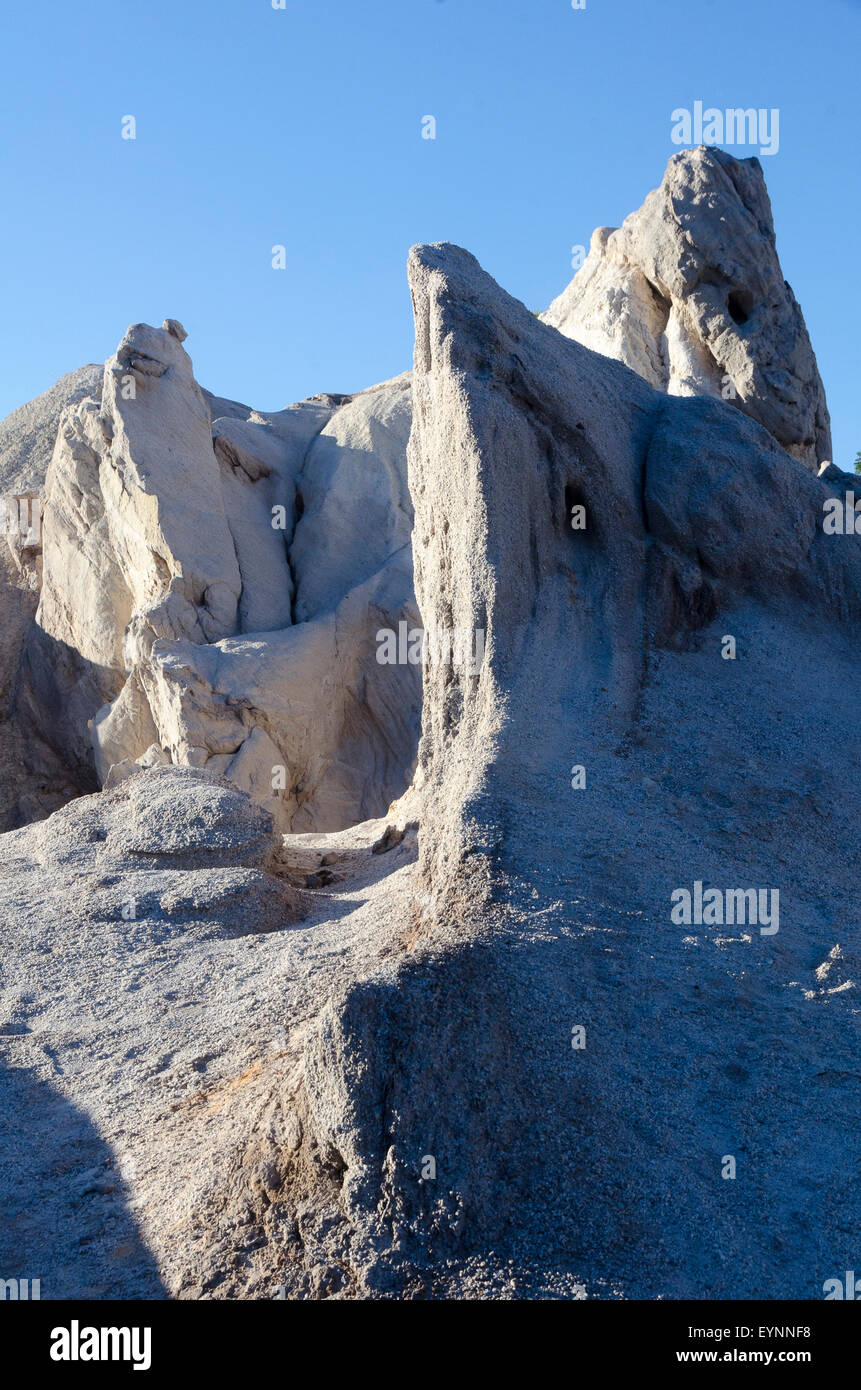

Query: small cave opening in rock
<box><xmin>727</xmin><ymin>289</ymin><xmax>754</xmax><ymax>326</ymax></box>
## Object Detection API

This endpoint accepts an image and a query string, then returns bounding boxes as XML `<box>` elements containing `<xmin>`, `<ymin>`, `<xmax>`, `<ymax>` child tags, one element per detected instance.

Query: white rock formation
<box><xmin>299</xmin><ymin>240</ymin><xmax>859</xmax><ymax>1299</ymax></box>
<box><xmin>0</xmin><ymin>367</ymin><xmax>105</xmax><ymax>826</ymax></box>
<box><xmin>290</xmin><ymin>374</ymin><xmax>413</xmax><ymax>623</ymax></box>
<box><xmin>2</xmin><ymin>155</ymin><xmax>852</xmax><ymax>1303</ymax></box>
<box><xmin>0</xmin><ymin>229</ymin><xmax>857</xmax><ymax>1303</ymax></box>
<box><xmin>542</xmin><ymin>147</ymin><xmax>832</xmax><ymax>469</ymax></box>
<box><xmin>17</xmin><ymin>322</ymin><xmax>417</xmax><ymax>832</ymax></box>
<box><xmin>1</xmin><ymin>149</ymin><xmax>836</xmax><ymax>835</ymax></box>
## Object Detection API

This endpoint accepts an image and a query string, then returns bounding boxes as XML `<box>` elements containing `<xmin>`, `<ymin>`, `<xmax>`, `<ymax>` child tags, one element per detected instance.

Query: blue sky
<box><xmin>1</xmin><ymin>0</ymin><xmax>859</xmax><ymax>466</ymax></box>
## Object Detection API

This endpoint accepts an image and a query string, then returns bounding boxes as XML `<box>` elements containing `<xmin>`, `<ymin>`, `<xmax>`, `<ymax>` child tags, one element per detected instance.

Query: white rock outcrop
<box><xmin>296</xmin><ymin>239</ymin><xmax>858</xmax><ymax>1300</ymax></box>
<box><xmin>542</xmin><ymin>147</ymin><xmax>832</xmax><ymax>469</ymax></box>
<box><xmin>0</xmin><ymin>367</ymin><xmax>105</xmax><ymax>826</ymax></box>
<box><xmin>0</xmin><ymin>220</ymin><xmax>857</xmax><ymax>1303</ymax></box>
<box><xmin>2</xmin><ymin>150</ymin><xmax>836</xmax><ymax>834</ymax></box>
<box><xmin>19</xmin><ymin>324</ymin><xmax>417</xmax><ymax>831</ymax></box>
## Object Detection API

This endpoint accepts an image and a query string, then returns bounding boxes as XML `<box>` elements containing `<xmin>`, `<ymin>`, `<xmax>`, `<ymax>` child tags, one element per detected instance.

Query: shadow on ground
<box><xmin>0</xmin><ymin>1049</ymin><xmax>166</xmax><ymax>1299</ymax></box>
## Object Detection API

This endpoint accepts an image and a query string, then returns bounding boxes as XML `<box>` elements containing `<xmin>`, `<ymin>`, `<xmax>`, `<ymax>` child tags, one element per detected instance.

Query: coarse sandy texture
<box><xmin>0</xmin><ymin>150</ymin><xmax>835</xmax><ymax>839</ymax></box>
<box><xmin>279</xmin><ymin>241</ymin><xmax>859</xmax><ymax>1299</ymax></box>
<box><xmin>0</xmin><ymin>365</ymin><xmax>103</xmax><ymax>496</ymax></box>
<box><xmin>0</xmin><ymin>767</ymin><xmax>417</xmax><ymax>1299</ymax></box>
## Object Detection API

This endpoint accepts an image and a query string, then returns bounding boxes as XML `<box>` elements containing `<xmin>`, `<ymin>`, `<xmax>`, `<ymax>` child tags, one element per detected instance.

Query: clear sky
<box><xmin>1</xmin><ymin>0</ymin><xmax>858</xmax><ymax>467</ymax></box>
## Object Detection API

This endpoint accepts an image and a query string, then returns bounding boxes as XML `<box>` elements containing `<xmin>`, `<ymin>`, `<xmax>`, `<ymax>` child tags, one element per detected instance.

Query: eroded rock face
<box><xmin>290</xmin><ymin>374</ymin><xmax>413</xmax><ymax>623</ymax></box>
<box><xmin>0</xmin><ymin>366</ymin><xmax>106</xmax><ymax>827</ymax></box>
<box><xmin>405</xmin><ymin>242</ymin><xmax>860</xmax><ymax>940</ymax></box>
<box><xmin>542</xmin><ymin>147</ymin><xmax>832</xmax><ymax>470</ymax></box>
<box><xmin>294</xmin><ymin>242</ymin><xmax>860</xmax><ymax>1298</ymax></box>
<box><xmin>15</xmin><ymin>325</ymin><xmax>418</xmax><ymax>833</ymax></box>
<box><xmin>0</xmin><ymin>177</ymin><xmax>857</xmax><ymax>1302</ymax></box>
<box><xmin>0</xmin><ymin>765</ymin><xmax>412</xmax><ymax>1299</ymax></box>
<box><xmin>1</xmin><ymin>150</ymin><xmax>836</xmax><ymax>836</ymax></box>
<box><xmin>146</xmin><ymin>547</ymin><xmax>419</xmax><ymax>831</ymax></box>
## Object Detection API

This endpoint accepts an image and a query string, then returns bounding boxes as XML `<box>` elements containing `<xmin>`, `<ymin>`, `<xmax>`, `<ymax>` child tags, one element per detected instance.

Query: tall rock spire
<box><xmin>543</xmin><ymin>147</ymin><xmax>832</xmax><ymax>471</ymax></box>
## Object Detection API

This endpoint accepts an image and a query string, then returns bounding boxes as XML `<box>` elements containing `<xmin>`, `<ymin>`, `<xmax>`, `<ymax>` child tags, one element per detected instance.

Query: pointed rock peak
<box><xmin>543</xmin><ymin>147</ymin><xmax>831</xmax><ymax>471</ymax></box>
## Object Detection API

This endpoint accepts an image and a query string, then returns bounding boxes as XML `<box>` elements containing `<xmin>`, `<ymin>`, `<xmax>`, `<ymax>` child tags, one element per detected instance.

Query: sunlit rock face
<box><xmin>543</xmin><ymin>146</ymin><xmax>832</xmax><ymax>471</ymax></box>
<box><xmin>15</xmin><ymin>319</ymin><xmax>417</xmax><ymax>833</ymax></box>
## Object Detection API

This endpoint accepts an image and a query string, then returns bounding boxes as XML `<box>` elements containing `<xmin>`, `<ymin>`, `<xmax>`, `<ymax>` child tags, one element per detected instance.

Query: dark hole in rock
<box><xmin>727</xmin><ymin>289</ymin><xmax>754</xmax><ymax>326</ymax></box>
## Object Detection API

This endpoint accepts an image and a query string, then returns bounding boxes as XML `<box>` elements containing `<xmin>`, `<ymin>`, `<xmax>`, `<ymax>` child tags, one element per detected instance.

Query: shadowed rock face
<box><xmin>407</xmin><ymin>241</ymin><xmax>858</xmax><ymax>926</ymax></box>
<box><xmin>0</xmin><ymin>1062</ymin><xmax>167</xmax><ymax>1300</ymax></box>
<box><xmin>543</xmin><ymin>147</ymin><xmax>832</xmax><ymax>471</ymax></box>
<box><xmin>297</xmin><ymin>243</ymin><xmax>860</xmax><ymax>1298</ymax></box>
<box><xmin>0</xmin><ymin>367</ymin><xmax>105</xmax><ymax>827</ymax></box>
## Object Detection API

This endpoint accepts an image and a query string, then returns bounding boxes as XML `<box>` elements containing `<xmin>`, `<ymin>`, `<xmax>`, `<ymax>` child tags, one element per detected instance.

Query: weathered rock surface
<box><xmin>542</xmin><ymin>147</ymin><xmax>832</xmax><ymax>470</ymax></box>
<box><xmin>11</xmin><ymin>326</ymin><xmax>417</xmax><ymax>834</ymax></box>
<box><xmin>0</xmin><ymin>364</ymin><xmax>103</xmax><ymax>495</ymax></box>
<box><xmin>290</xmin><ymin>374</ymin><xmax>413</xmax><ymax>623</ymax></box>
<box><xmin>0</xmin><ymin>366</ymin><xmax>104</xmax><ymax>826</ymax></box>
<box><xmin>147</xmin><ymin>547</ymin><xmax>418</xmax><ymax>831</ymax></box>
<box><xmin>294</xmin><ymin>243</ymin><xmax>859</xmax><ymax>1298</ymax></box>
<box><xmin>0</xmin><ymin>161</ymin><xmax>857</xmax><ymax>1302</ymax></box>
<box><xmin>0</xmin><ymin>150</ymin><xmax>835</xmax><ymax>838</ymax></box>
